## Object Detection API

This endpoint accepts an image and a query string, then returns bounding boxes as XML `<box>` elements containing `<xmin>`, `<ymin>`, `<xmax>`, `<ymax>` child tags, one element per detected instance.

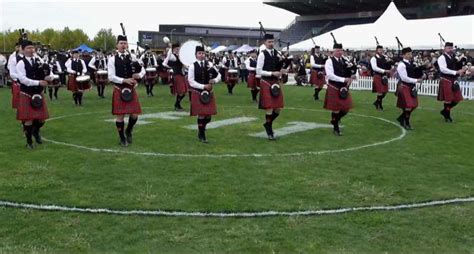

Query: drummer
<box><xmin>65</xmin><ymin>49</ymin><xmax>89</xmax><ymax>106</ymax></box>
<box><xmin>88</xmin><ymin>49</ymin><xmax>108</xmax><ymax>98</ymax></box>
<box><xmin>46</xmin><ymin>51</ymin><xmax>63</xmax><ymax>100</ymax></box>
<box><xmin>139</xmin><ymin>45</ymin><xmax>158</xmax><ymax>97</ymax></box>
<box><xmin>222</xmin><ymin>50</ymin><xmax>239</xmax><ymax>95</ymax></box>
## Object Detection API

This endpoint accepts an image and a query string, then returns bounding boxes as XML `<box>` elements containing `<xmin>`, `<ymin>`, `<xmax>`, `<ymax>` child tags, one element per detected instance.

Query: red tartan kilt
<box><xmin>323</xmin><ymin>83</ymin><xmax>353</xmax><ymax>112</ymax></box>
<box><xmin>67</xmin><ymin>75</ymin><xmax>78</xmax><ymax>91</ymax></box>
<box><xmin>95</xmin><ymin>73</ymin><xmax>108</xmax><ymax>85</ymax></box>
<box><xmin>396</xmin><ymin>84</ymin><xmax>418</xmax><ymax>109</ymax></box>
<box><xmin>372</xmin><ymin>74</ymin><xmax>389</xmax><ymax>93</ymax></box>
<box><xmin>172</xmin><ymin>74</ymin><xmax>188</xmax><ymax>95</ymax></box>
<box><xmin>112</xmin><ymin>87</ymin><xmax>142</xmax><ymax>115</ymax></box>
<box><xmin>309</xmin><ymin>70</ymin><xmax>326</xmax><ymax>88</ymax></box>
<box><xmin>259</xmin><ymin>79</ymin><xmax>284</xmax><ymax>109</ymax></box>
<box><xmin>190</xmin><ymin>90</ymin><xmax>217</xmax><ymax>116</ymax></box>
<box><xmin>437</xmin><ymin>78</ymin><xmax>463</xmax><ymax>103</ymax></box>
<box><xmin>225</xmin><ymin>70</ymin><xmax>239</xmax><ymax>85</ymax></box>
<box><xmin>247</xmin><ymin>72</ymin><xmax>257</xmax><ymax>89</ymax></box>
<box><xmin>11</xmin><ymin>81</ymin><xmax>20</xmax><ymax>109</ymax></box>
<box><xmin>16</xmin><ymin>92</ymin><xmax>49</xmax><ymax>121</ymax></box>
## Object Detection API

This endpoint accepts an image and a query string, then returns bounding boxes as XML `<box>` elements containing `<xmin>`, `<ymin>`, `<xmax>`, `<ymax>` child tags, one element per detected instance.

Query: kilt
<box><xmin>372</xmin><ymin>74</ymin><xmax>389</xmax><ymax>93</ymax></box>
<box><xmin>323</xmin><ymin>83</ymin><xmax>353</xmax><ymax>112</ymax></box>
<box><xmin>67</xmin><ymin>74</ymin><xmax>77</xmax><ymax>91</ymax></box>
<box><xmin>112</xmin><ymin>86</ymin><xmax>142</xmax><ymax>115</ymax></box>
<box><xmin>437</xmin><ymin>77</ymin><xmax>463</xmax><ymax>103</ymax></box>
<box><xmin>309</xmin><ymin>69</ymin><xmax>326</xmax><ymax>88</ymax></box>
<box><xmin>259</xmin><ymin>78</ymin><xmax>284</xmax><ymax>110</ymax></box>
<box><xmin>247</xmin><ymin>72</ymin><xmax>258</xmax><ymax>89</ymax></box>
<box><xmin>172</xmin><ymin>74</ymin><xmax>188</xmax><ymax>95</ymax></box>
<box><xmin>396</xmin><ymin>83</ymin><xmax>418</xmax><ymax>109</ymax></box>
<box><xmin>190</xmin><ymin>89</ymin><xmax>217</xmax><ymax>116</ymax></box>
<box><xmin>11</xmin><ymin>81</ymin><xmax>20</xmax><ymax>109</ymax></box>
<box><xmin>159</xmin><ymin>70</ymin><xmax>169</xmax><ymax>79</ymax></box>
<box><xmin>225</xmin><ymin>70</ymin><xmax>239</xmax><ymax>85</ymax></box>
<box><xmin>16</xmin><ymin>92</ymin><xmax>49</xmax><ymax>121</ymax></box>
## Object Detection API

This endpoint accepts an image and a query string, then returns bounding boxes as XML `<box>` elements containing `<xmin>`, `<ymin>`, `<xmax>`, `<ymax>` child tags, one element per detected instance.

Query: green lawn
<box><xmin>0</xmin><ymin>82</ymin><xmax>473</xmax><ymax>253</ymax></box>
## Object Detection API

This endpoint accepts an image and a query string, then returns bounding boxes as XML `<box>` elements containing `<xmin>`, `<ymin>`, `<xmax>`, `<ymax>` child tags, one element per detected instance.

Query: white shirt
<box><xmin>8</xmin><ymin>51</ymin><xmax>22</xmax><ymax>80</ymax></box>
<box><xmin>397</xmin><ymin>59</ymin><xmax>418</xmax><ymax>84</ymax></box>
<box><xmin>187</xmin><ymin>61</ymin><xmax>221</xmax><ymax>90</ymax></box>
<box><xmin>139</xmin><ymin>53</ymin><xmax>158</xmax><ymax>67</ymax></box>
<box><xmin>163</xmin><ymin>48</ymin><xmax>177</xmax><ymax>68</ymax></box>
<box><xmin>107</xmin><ymin>53</ymin><xmax>145</xmax><ymax>84</ymax></box>
<box><xmin>256</xmin><ymin>48</ymin><xmax>277</xmax><ymax>77</ymax></box>
<box><xmin>370</xmin><ymin>55</ymin><xmax>387</xmax><ymax>74</ymax></box>
<box><xmin>88</xmin><ymin>56</ymin><xmax>108</xmax><ymax>70</ymax></box>
<box><xmin>65</xmin><ymin>58</ymin><xmax>87</xmax><ymax>75</ymax></box>
<box><xmin>16</xmin><ymin>56</ymin><xmax>52</xmax><ymax>87</ymax></box>
<box><xmin>245</xmin><ymin>57</ymin><xmax>256</xmax><ymax>71</ymax></box>
<box><xmin>324</xmin><ymin>57</ymin><xmax>346</xmax><ymax>83</ymax></box>
<box><xmin>437</xmin><ymin>54</ymin><xmax>457</xmax><ymax>76</ymax></box>
<box><xmin>310</xmin><ymin>54</ymin><xmax>324</xmax><ymax>69</ymax></box>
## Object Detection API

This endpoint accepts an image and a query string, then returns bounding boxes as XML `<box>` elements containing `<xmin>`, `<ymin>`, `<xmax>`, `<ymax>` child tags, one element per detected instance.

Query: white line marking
<box><xmin>249</xmin><ymin>121</ymin><xmax>334</xmax><ymax>138</ymax></box>
<box><xmin>0</xmin><ymin>197</ymin><xmax>472</xmax><ymax>218</ymax></box>
<box><xmin>183</xmin><ymin>117</ymin><xmax>258</xmax><ymax>130</ymax></box>
<box><xmin>42</xmin><ymin>108</ymin><xmax>407</xmax><ymax>157</ymax></box>
<box><xmin>105</xmin><ymin>111</ymin><xmax>189</xmax><ymax>125</ymax></box>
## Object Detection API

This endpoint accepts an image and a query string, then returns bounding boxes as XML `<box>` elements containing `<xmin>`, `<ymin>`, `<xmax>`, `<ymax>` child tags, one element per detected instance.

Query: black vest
<box><xmin>372</xmin><ymin>54</ymin><xmax>390</xmax><ymax>75</ymax></box>
<box><xmin>403</xmin><ymin>60</ymin><xmax>417</xmax><ymax>85</ymax></box>
<box><xmin>114</xmin><ymin>54</ymin><xmax>134</xmax><ymax>80</ymax></box>
<box><xmin>71</xmin><ymin>59</ymin><xmax>83</xmax><ymax>75</ymax></box>
<box><xmin>49</xmin><ymin>60</ymin><xmax>59</xmax><ymax>74</ymax></box>
<box><xmin>20</xmin><ymin>58</ymin><xmax>45</xmax><ymax>95</ymax></box>
<box><xmin>94</xmin><ymin>58</ymin><xmax>107</xmax><ymax>70</ymax></box>
<box><xmin>249</xmin><ymin>58</ymin><xmax>257</xmax><ymax>72</ymax></box>
<box><xmin>312</xmin><ymin>54</ymin><xmax>326</xmax><ymax>70</ymax></box>
<box><xmin>168</xmin><ymin>54</ymin><xmax>183</xmax><ymax>75</ymax></box>
<box><xmin>193</xmin><ymin>61</ymin><xmax>210</xmax><ymax>88</ymax></box>
<box><xmin>16</xmin><ymin>52</ymin><xmax>23</xmax><ymax>63</ymax></box>
<box><xmin>262</xmin><ymin>50</ymin><xmax>280</xmax><ymax>78</ymax></box>
<box><xmin>330</xmin><ymin>56</ymin><xmax>349</xmax><ymax>87</ymax></box>
<box><xmin>142</xmin><ymin>54</ymin><xmax>156</xmax><ymax>68</ymax></box>
<box><xmin>440</xmin><ymin>53</ymin><xmax>457</xmax><ymax>78</ymax></box>
<box><xmin>225</xmin><ymin>57</ymin><xmax>236</xmax><ymax>68</ymax></box>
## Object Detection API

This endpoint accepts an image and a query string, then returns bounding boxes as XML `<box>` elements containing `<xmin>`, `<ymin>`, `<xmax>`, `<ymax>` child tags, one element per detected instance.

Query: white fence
<box><xmin>352</xmin><ymin>76</ymin><xmax>474</xmax><ymax>100</ymax></box>
<box><xmin>287</xmin><ymin>74</ymin><xmax>474</xmax><ymax>100</ymax></box>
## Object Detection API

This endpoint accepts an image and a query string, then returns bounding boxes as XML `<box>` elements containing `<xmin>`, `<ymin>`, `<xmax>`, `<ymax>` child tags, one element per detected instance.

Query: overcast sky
<box><xmin>0</xmin><ymin>0</ymin><xmax>297</xmax><ymax>43</ymax></box>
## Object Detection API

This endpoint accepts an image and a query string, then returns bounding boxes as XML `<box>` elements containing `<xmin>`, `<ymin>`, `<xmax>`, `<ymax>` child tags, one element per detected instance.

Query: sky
<box><xmin>0</xmin><ymin>0</ymin><xmax>297</xmax><ymax>43</ymax></box>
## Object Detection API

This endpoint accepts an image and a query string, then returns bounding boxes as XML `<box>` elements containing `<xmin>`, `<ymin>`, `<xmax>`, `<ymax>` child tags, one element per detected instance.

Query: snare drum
<box><xmin>227</xmin><ymin>69</ymin><xmax>238</xmax><ymax>82</ymax></box>
<box><xmin>96</xmin><ymin>70</ymin><xmax>108</xmax><ymax>84</ymax></box>
<box><xmin>145</xmin><ymin>67</ymin><xmax>158</xmax><ymax>80</ymax></box>
<box><xmin>50</xmin><ymin>74</ymin><xmax>60</xmax><ymax>87</ymax></box>
<box><xmin>76</xmin><ymin>75</ymin><xmax>91</xmax><ymax>91</ymax></box>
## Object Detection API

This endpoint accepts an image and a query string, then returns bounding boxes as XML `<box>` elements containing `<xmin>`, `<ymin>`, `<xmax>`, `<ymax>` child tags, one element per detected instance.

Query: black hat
<box><xmin>376</xmin><ymin>45</ymin><xmax>383</xmax><ymax>49</ymax></box>
<box><xmin>117</xmin><ymin>34</ymin><xmax>127</xmax><ymax>42</ymax></box>
<box><xmin>195</xmin><ymin>45</ymin><xmax>205</xmax><ymax>53</ymax></box>
<box><xmin>228</xmin><ymin>50</ymin><xmax>233</xmax><ymax>54</ymax></box>
<box><xmin>144</xmin><ymin>44</ymin><xmax>150</xmax><ymax>50</ymax></box>
<box><xmin>172</xmin><ymin>42</ymin><xmax>180</xmax><ymax>49</ymax></box>
<box><xmin>96</xmin><ymin>48</ymin><xmax>102</xmax><ymax>52</ymax></box>
<box><xmin>263</xmin><ymin>33</ymin><xmax>274</xmax><ymax>40</ymax></box>
<box><xmin>314</xmin><ymin>45</ymin><xmax>320</xmax><ymax>49</ymax></box>
<box><xmin>445</xmin><ymin>42</ymin><xmax>454</xmax><ymax>47</ymax></box>
<box><xmin>20</xmin><ymin>39</ymin><xmax>33</xmax><ymax>49</ymax></box>
<box><xmin>15</xmin><ymin>42</ymin><xmax>19</xmax><ymax>46</ymax></box>
<box><xmin>71</xmin><ymin>49</ymin><xmax>79</xmax><ymax>54</ymax></box>
<box><xmin>249</xmin><ymin>49</ymin><xmax>257</xmax><ymax>54</ymax></box>
<box><xmin>333</xmin><ymin>43</ymin><xmax>343</xmax><ymax>49</ymax></box>
<box><xmin>401</xmin><ymin>47</ymin><xmax>412</xmax><ymax>54</ymax></box>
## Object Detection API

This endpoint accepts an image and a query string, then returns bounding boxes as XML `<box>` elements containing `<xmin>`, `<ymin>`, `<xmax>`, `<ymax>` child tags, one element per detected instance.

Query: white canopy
<box><xmin>287</xmin><ymin>2</ymin><xmax>474</xmax><ymax>51</ymax></box>
<box><xmin>210</xmin><ymin>45</ymin><xmax>227</xmax><ymax>53</ymax></box>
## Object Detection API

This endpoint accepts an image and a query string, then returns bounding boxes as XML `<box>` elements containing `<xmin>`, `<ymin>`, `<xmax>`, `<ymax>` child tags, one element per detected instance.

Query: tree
<box><xmin>90</xmin><ymin>28</ymin><xmax>116</xmax><ymax>52</ymax></box>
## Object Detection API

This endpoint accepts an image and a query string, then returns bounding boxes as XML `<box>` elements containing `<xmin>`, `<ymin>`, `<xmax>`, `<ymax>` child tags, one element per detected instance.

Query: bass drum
<box><xmin>178</xmin><ymin>40</ymin><xmax>202</xmax><ymax>67</ymax></box>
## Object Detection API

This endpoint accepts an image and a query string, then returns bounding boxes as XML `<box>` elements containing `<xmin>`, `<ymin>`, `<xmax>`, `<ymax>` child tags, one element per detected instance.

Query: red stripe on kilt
<box><xmin>372</xmin><ymin>74</ymin><xmax>389</xmax><ymax>93</ymax></box>
<box><xmin>172</xmin><ymin>74</ymin><xmax>188</xmax><ymax>95</ymax></box>
<box><xmin>112</xmin><ymin>87</ymin><xmax>142</xmax><ymax>115</ymax></box>
<box><xmin>259</xmin><ymin>79</ymin><xmax>284</xmax><ymax>110</ymax></box>
<box><xmin>396</xmin><ymin>84</ymin><xmax>418</xmax><ymax>109</ymax></box>
<box><xmin>323</xmin><ymin>83</ymin><xmax>353</xmax><ymax>112</ymax></box>
<box><xmin>16</xmin><ymin>92</ymin><xmax>49</xmax><ymax>121</ymax></box>
<box><xmin>309</xmin><ymin>70</ymin><xmax>326</xmax><ymax>88</ymax></box>
<box><xmin>11</xmin><ymin>81</ymin><xmax>20</xmax><ymax>109</ymax></box>
<box><xmin>437</xmin><ymin>78</ymin><xmax>463</xmax><ymax>103</ymax></box>
<box><xmin>190</xmin><ymin>90</ymin><xmax>217</xmax><ymax>116</ymax></box>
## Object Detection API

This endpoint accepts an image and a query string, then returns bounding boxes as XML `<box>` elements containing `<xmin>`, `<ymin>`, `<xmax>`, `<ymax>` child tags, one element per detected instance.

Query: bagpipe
<box><xmin>330</xmin><ymin>32</ymin><xmax>357</xmax><ymax>76</ymax></box>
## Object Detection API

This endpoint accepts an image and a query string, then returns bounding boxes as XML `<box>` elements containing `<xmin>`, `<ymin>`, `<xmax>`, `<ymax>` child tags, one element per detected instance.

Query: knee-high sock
<box><xmin>126</xmin><ymin>117</ymin><xmax>138</xmax><ymax>133</ymax></box>
<box><xmin>271</xmin><ymin>111</ymin><xmax>280</xmax><ymax>122</ymax></box>
<box><xmin>116</xmin><ymin>121</ymin><xmax>125</xmax><ymax>140</ymax></box>
<box><xmin>331</xmin><ymin>112</ymin><xmax>340</xmax><ymax>131</ymax></box>
<box><xmin>251</xmin><ymin>90</ymin><xmax>258</xmax><ymax>100</ymax></box>
<box><xmin>24</xmin><ymin>124</ymin><xmax>33</xmax><ymax>144</ymax></box>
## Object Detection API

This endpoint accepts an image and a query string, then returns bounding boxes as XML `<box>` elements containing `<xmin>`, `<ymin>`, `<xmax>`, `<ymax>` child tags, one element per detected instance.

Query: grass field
<box><xmin>0</xmin><ymin>81</ymin><xmax>473</xmax><ymax>253</ymax></box>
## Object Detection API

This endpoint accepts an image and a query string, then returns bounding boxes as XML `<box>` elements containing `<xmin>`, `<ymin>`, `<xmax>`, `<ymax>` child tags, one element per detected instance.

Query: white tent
<box><xmin>287</xmin><ymin>2</ymin><xmax>474</xmax><ymax>51</ymax></box>
<box><xmin>210</xmin><ymin>45</ymin><xmax>227</xmax><ymax>54</ymax></box>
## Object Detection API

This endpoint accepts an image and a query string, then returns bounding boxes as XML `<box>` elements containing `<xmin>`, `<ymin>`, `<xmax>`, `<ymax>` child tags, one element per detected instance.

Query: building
<box><xmin>138</xmin><ymin>24</ymin><xmax>282</xmax><ymax>52</ymax></box>
<box><xmin>264</xmin><ymin>0</ymin><xmax>474</xmax><ymax>44</ymax></box>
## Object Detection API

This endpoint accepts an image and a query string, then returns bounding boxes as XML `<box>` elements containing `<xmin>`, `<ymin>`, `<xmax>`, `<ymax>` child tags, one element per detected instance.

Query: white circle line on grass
<box><xmin>0</xmin><ymin>196</ymin><xmax>473</xmax><ymax>218</ymax></box>
<box><xmin>43</xmin><ymin>107</ymin><xmax>406</xmax><ymax>158</ymax></box>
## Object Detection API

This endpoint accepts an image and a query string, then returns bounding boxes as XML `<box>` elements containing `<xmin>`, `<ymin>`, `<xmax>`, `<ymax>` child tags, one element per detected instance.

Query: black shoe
<box><xmin>33</xmin><ymin>132</ymin><xmax>42</xmax><ymax>144</ymax></box>
<box><xmin>26</xmin><ymin>143</ymin><xmax>34</xmax><ymax>149</ymax></box>
<box><xmin>125</xmin><ymin>130</ymin><xmax>133</xmax><ymax>144</ymax></box>
<box><xmin>333</xmin><ymin>130</ymin><xmax>343</xmax><ymax>136</ymax></box>
<box><xmin>373</xmin><ymin>101</ymin><xmax>380</xmax><ymax>110</ymax></box>
<box><xmin>440</xmin><ymin>110</ymin><xmax>449</xmax><ymax>122</ymax></box>
<box><xmin>314</xmin><ymin>94</ymin><xmax>319</xmax><ymax>100</ymax></box>
<box><xmin>263</xmin><ymin>122</ymin><xmax>273</xmax><ymax>136</ymax></box>
<box><xmin>119</xmin><ymin>139</ymin><xmax>128</xmax><ymax>147</ymax></box>
<box><xmin>198</xmin><ymin>131</ymin><xmax>209</xmax><ymax>143</ymax></box>
<box><xmin>379</xmin><ymin>103</ymin><xmax>384</xmax><ymax>111</ymax></box>
<box><xmin>405</xmin><ymin>124</ymin><xmax>414</xmax><ymax>130</ymax></box>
